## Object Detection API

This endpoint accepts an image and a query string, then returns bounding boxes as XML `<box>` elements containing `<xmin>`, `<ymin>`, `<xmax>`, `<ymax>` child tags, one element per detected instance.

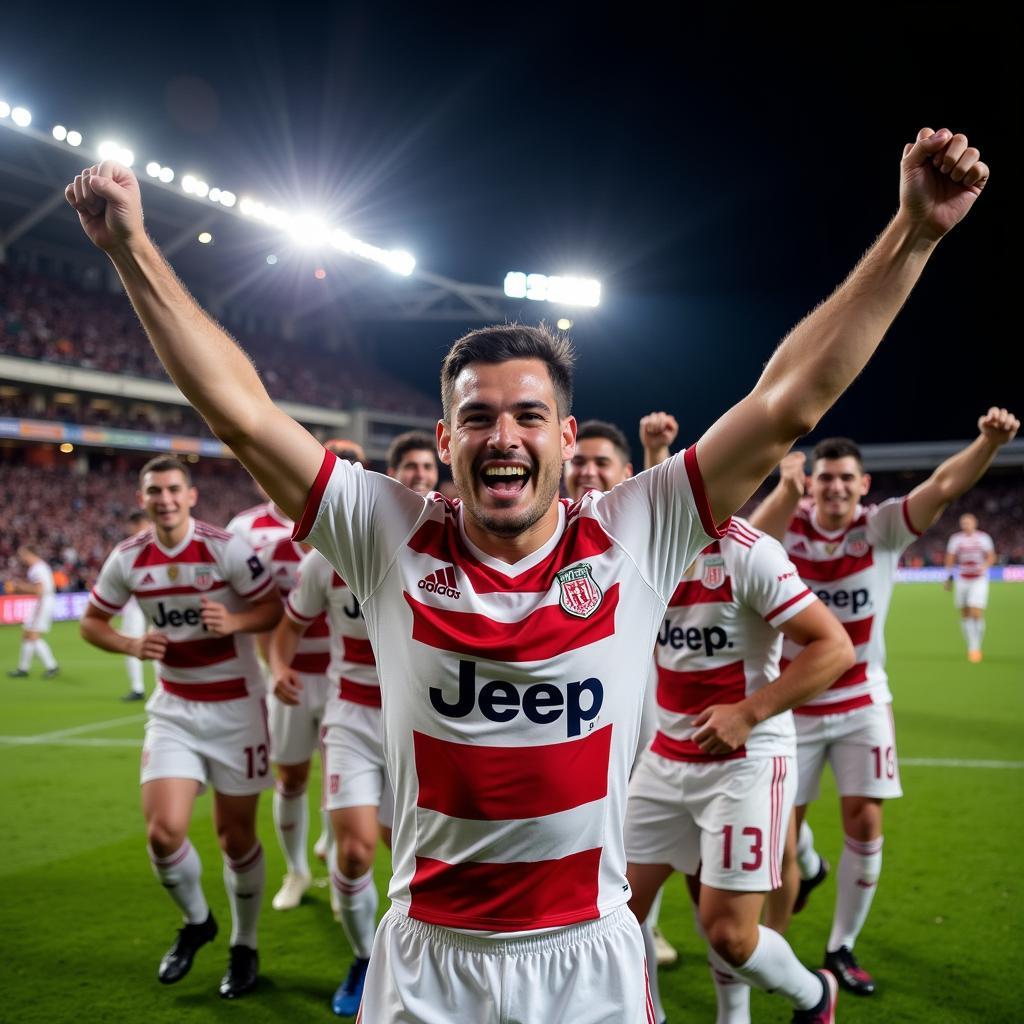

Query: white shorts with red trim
<box><xmin>268</xmin><ymin>672</ymin><xmax>331</xmax><ymax>765</ymax></box>
<box><xmin>955</xmin><ymin>576</ymin><xmax>989</xmax><ymax>610</ymax></box>
<box><xmin>358</xmin><ymin>905</ymin><xmax>655</xmax><ymax>1024</ymax></box>
<box><xmin>25</xmin><ymin>595</ymin><xmax>54</xmax><ymax>633</ymax></box>
<box><xmin>323</xmin><ymin>701</ymin><xmax>390</xmax><ymax>812</ymax></box>
<box><xmin>624</xmin><ymin>751</ymin><xmax>794</xmax><ymax>892</ymax></box>
<box><xmin>141</xmin><ymin>689</ymin><xmax>273</xmax><ymax>796</ymax></box>
<box><xmin>794</xmin><ymin>701</ymin><xmax>902</xmax><ymax>804</ymax></box>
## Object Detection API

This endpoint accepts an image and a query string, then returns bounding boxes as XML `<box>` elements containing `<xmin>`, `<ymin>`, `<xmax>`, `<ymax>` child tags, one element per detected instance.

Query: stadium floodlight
<box><xmin>158</xmin><ymin>166</ymin><xmax>174</xmax><ymax>183</ymax></box>
<box><xmin>12</xmin><ymin>106</ymin><xmax>32</xmax><ymax>127</ymax></box>
<box><xmin>208</xmin><ymin>187</ymin><xmax>222</xmax><ymax>202</ymax></box>
<box><xmin>289</xmin><ymin>213</ymin><xmax>329</xmax><ymax>248</ymax></box>
<box><xmin>52</xmin><ymin>125</ymin><xmax>68</xmax><ymax>142</ymax></box>
<box><xmin>198</xmin><ymin>232</ymin><xmax>213</xmax><ymax>244</ymax></box>
<box><xmin>0</xmin><ymin>101</ymin><xmax>10</xmax><ymax>119</ymax></box>
<box><xmin>182</xmin><ymin>174</ymin><xmax>197</xmax><ymax>194</ymax></box>
<box><xmin>66</xmin><ymin>130</ymin><xmax>82</xmax><ymax>147</ymax></box>
<box><xmin>219</xmin><ymin>190</ymin><xmax>236</xmax><ymax>208</ymax></box>
<box><xmin>385</xmin><ymin>250</ymin><xmax>416</xmax><ymax>276</ymax></box>
<box><xmin>97</xmin><ymin>139</ymin><xmax>133</xmax><ymax>166</ymax></box>
<box><xmin>503</xmin><ymin>270</ymin><xmax>601</xmax><ymax>307</ymax></box>
<box><xmin>556</xmin><ymin>318</ymin><xmax>573</xmax><ymax>331</ymax></box>
<box><xmin>194</xmin><ymin>179</ymin><xmax>209</xmax><ymax>198</ymax></box>
<box><xmin>145</xmin><ymin>161</ymin><xmax>161</xmax><ymax>177</ymax></box>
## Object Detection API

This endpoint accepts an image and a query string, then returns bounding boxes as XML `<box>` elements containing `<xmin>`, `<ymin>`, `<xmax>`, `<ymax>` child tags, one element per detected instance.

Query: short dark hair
<box><xmin>324</xmin><ymin>438</ymin><xmax>366</xmax><ymax>465</ymax></box>
<box><xmin>576</xmin><ymin>420</ymin><xmax>631</xmax><ymax>464</ymax></box>
<box><xmin>139</xmin><ymin>455</ymin><xmax>192</xmax><ymax>488</ymax></box>
<box><xmin>127</xmin><ymin>510</ymin><xmax>148</xmax><ymax>525</ymax></box>
<box><xmin>440</xmin><ymin>323</ymin><xmax>575</xmax><ymax>421</ymax></box>
<box><xmin>387</xmin><ymin>431</ymin><xmax>437</xmax><ymax>471</ymax></box>
<box><xmin>811</xmin><ymin>437</ymin><xmax>864</xmax><ymax>470</ymax></box>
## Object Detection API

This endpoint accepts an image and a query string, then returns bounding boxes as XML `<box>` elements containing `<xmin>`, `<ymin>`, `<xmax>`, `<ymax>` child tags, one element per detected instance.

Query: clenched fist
<box><xmin>778</xmin><ymin>451</ymin><xmax>807</xmax><ymax>497</ymax></box>
<box><xmin>65</xmin><ymin>161</ymin><xmax>145</xmax><ymax>253</ymax></box>
<box><xmin>978</xmin><ymin>407</ymin><xmax>1019</xmax><ymax>446</ymax></box>
<box><xmin>132</xmin><ymin>631</ymin><xmax>169</xmax><ymax>661</ymax></box>
<box><xmin>639</xmin><ymin>411</ymin><xmax>679</xmax><ymax>453</ymax></box>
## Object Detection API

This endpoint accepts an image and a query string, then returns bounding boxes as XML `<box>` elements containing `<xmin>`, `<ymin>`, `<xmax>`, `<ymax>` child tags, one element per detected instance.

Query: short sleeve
<box><xmin>589</xmin><ymin>445</ymin><xmax>726</xmax><ymax>603</ymax></box>
<box><xmin>90</xmin><ymin>550</ymin><xmax>131</xmax><ymax>614</ymax></box>
<box><xmin>293</xmin><ymin>449</ymin><xmax>430</xmax><ymax>603</ymax></box>
<box><xmin>866</xmin><ymin>497</ymin><xmax>920</xmax><ymax>554</ymax></box>
<box><xmin>287</xmin><ymin>550</ymin><xmax>330</xmax><ymax>624</ymax></box>
<box><xmin>221</xmin><ymin>534</ymin><xmax>276</xmax><ymax>601</ymax></box>
<box><xmin>735</xmin><ymin>535</ymin><xmax>817</xmax><ymax>628</ymax></box>
<box><xmin>28</xmin><ymin>564</ymin><xmax>43</xmax><ymax>584</ymax></box>
<box><xmin>945</xmin><ymin>534</ymin><xmax>959</xmax><ymax>555</ymax></box>
<box><xmin>981</xmin><ymin>533</ymin><xmax>995</xmax><ymax>553</ymax></box>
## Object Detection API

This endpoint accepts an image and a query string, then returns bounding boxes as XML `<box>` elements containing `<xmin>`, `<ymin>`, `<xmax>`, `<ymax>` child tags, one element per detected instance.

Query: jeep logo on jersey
<box><xmin>152</xmin><ymin>601</ymin><xmax>205</xmax><ymax>629</ymax></box>
<box><xmin>658</xmin><ymin>622</ymin><xmax>733</xmax><ymax>657</ymax></box>
<box><xmin>845</xmin><ymin>529</ymin><xmax>870</xmax><ymax>558</ymax></box>
<box><xmin>556</xmin><ymin>562</ymin><xmax>602</xmax><ymax>619</ymax></box>
<box><xmin>701</xmin><ymin>555</ymin><xmax>727</xmax><ymax>589</ymax></box>
<box><xmin>430</xmin><ymin>660</ymin><xmax>604</xmax><ymax>737</ymax></box>
<box><xmin>193</xmin><ymin>568</ymin><xmax>214</xmax><ymax>591</ymax></box>
<box><xmin>816</xmin><ymin>587</ymin><xmax>870</xmax><ymax>614</ymax></box>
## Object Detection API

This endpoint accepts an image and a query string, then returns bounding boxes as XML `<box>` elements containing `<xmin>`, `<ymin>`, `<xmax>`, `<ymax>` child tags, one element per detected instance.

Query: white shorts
<box><xmin>794</xmin><ymin>701</ymin><xmax>902</xmax><ymax>804</ymax></box>
<box><xmin>955</xmin><ymin>576</ymin><xmax>989</xmax><ymax>610</ymax></box>
<box><xmin>359</xmin><ymin>906</ymin><xmax>656</xmax><ymax>1024</ymax></box>
<box><xmin>141</xmin><ymin>689</ymin><xmax>274</xmax><ymax>796</ymax></box>
<box><xmin>25</xmin><ymin>595</ymin><xmax>54</xmax><ymax>633</ymax></box>
<box><xmin>323</xmin><ymin>701</ymin><xmax>391</xmax><ymax>813</ymax></box>
<box><xmin>268</xmin><ymin>672</ymin><xmax>331</xmax><ymax>765</ymax></box>
<box><xmin>625</xmin><ymin>751</ymin><xmax>795</xmax><ymax>892</ymax></box>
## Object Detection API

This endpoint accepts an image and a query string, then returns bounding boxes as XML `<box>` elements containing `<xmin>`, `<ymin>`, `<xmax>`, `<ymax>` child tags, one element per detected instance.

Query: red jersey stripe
<box><xmin>901</xmin><ymin>496</ymin><xmax>923</xmax><ymax>537</ymax></box>
<box><xmin>763</xmin><ymin>588</ymin><xmax>812</xmax><ymax>622</ymax></box>
<box><xmin>291</xmin><ymin>652</ymin><xmax>331</xmax><ymax>673</ymax></box>
<box><xmin>294</xmin><ymin>448</ymin><xmax>337</xmax><ymax>542</ymax></box>
<box><xmin>414</xmin><ymin>726</ymin><xmax>611</xmax><ymax>821</ymax></box>
<box><xmin>339</xmin><ymin>678</ymin><xmax>382</xmax><ymax>707</ymax></box>
<box><xmin>794</xmin><ymin>692</ymin><xmax>873</xmax><ymax>716</ymax></box>
<box><xmin>90</xmin><ymin>588</ymin><xmax>124</xmax><ymax>613</ymax></box>
<box><xmin>404</xmin><ymin>584</ymin><xmax>620</xmax><ymax>662</ymax></box>
<box><xmin>161</xmin><ymin>677</ymin><xmax>248</xmax><ymax>701</ymax></box>
<box><xmin>651</xmin><ymin>730</ymin><xmax>746</xmax><ymax>762</ymax></box>
<box><xmin>135</xmin><ymin>582</ymin><xmax>228</xmax><ymax>599</ymax></box>
<box><xmin>302</xmin><ymin>613</ymin><xmax>331</xmax><ymax>639</ymax></box>
<box><xmin>343</xmin><ymin>636</ymin><xmax>376</xmax><ymax>666</ymax></box>
<box><xmin>131</xmin><ymin>538</ymin><xmax>217</xmax><ymax>569</ymax></box>
<box><xmin>684</xmin><ymin>445</ymin><xmax>730</xmax><ymax>540</ymax></box>
<box><xmin>787</xmin><ymin>512</ymin><xmax>868</xmax><ymax>543</ymax></box>
<box><xmin>161</xmin><ymin>635</ymin><xmax>238</xmax><ymax>669</ymax></box>
<box><xmin>657</xmin><ymin>660</ymin><xmax>747</xmax><ymax>715</ymax></box>
<box><xmin>842</xmin><ymin>616</ymin><xmax>873</xmax><ymax>647</ymax></box>
<box><xmin>789</xmin><ymin>550</ymin><xmax>874</xmax><ymax>582</ymax></box>
<box><xmin>408</xmin><ymin>848</ymin><xmax>601</xmax><ymax>931</ymax></box>
<box><xmin>269</xmin><ymin>538</ymin><xmax>302</xmax><ymax>562</ymax></box>
<box><xmin>668</xmin><ymin>576</ymin><xmax>733</xmax><ymax>606</ymax></box>
<box><xmin>829</xmin><ymin>661</ymin><xmax>869</xmax><ymax>690</ymax></box>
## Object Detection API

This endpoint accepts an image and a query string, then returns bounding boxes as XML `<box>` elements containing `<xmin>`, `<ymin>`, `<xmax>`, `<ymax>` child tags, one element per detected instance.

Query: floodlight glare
<box><xmin>504</xmin><ymin>270</ymin><xmax>601</xmax><ymax>307</ymax></box>
<box><xmin>98</xmin><ymin>140</ymin><xmax>120</xmax><ymax>160</ymax></box>
<box><xmin>386</xmin><ymin>250</ymin><xmax>416</xmax><ymax>276</ymax></box>
<box><xmin>266</xmin><ymin>254</ymin><xmax>278</xmax><ymax>265</ymax></box>
<box><xmin>198</xmin><ymin>232</ymin><xmax>213</xmax><ymax>244</ymax></box>
<box><xmin>66</xmin><ymin>130</ymin><xmax>82</xmax><ymax>147</ymax></box>
<box><xmin>219</xmin><ymin>191</ymin><xmax>236</xmax><ymax>208</ymax></box>
<box><xmin>12</xmin><ymin>106</ymin><xmax>31</xmax><ymax>127</ymax></box>
<box><xmin>120</xmin><ymin>148</ymin><xmax>134</xmax><ymax>167</ymax></box>
<box><xmin>208</xmin><ymin>187</ymin><xmax>221</xmax><ymax>202</ymax></box>
<box><xmin>194</xmin><ymin>180</ymin><xmax>209</xmax><ymax>198</ymax></box>
<box><xmin>0</xmin><ymin>101</ymin><xmax>10</xmax><ymax>119</ymax></box>
<box><xmin>289</xmin><ymin>213</ymin><xmax>329</xmax><ymax>248</ymax></box>
<box><xmin>52</xmin><ymin>125</ymin><xmax>68</xmax><ymax>142</ymax></box>
<box><xmin>181</xmin><ymin>174</ymin><xmax>197</xmax><ymax>194</ymax></box>
<box><xmin>145</xmin><ymin>161</ymin><xmax>161</xmax><ymax>177</ymax></box>
<box><xmin>504</xmin><ymin>272</ymin><xmax>528</xmax><ymax>299</ymax></box>
<box><xmin>557</xmin><ymin>318</ymin><xmax>573</xmax><ymax>331</ymax></box>
<box><xmin>158</xmin><ymin>166</ymin><xmax>174</xmax><ymax>183</ymax></box>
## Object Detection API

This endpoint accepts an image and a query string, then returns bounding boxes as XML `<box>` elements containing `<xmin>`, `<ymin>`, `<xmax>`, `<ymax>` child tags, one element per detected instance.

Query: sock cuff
<box><xmin>275</xmin><ymin>782</ymin><xmax>308</xmax><ymax>798</ymax></box>
<box><xmin>332</xmin><ymin>868</ymin><xmax>374</xmax><ymax>896</ymax></box>
<box><xmin>844</xmin><ymin>834</ymin><xmax>883</xmax><ymax>856</ymax></box>
<box><xmin>149</xmin><ymin>840</ymin><xmax>192</xmax><ymax>868</ymax></box>
<box><xmin>225</xmin><ymin>842</ymin><xmax>263</xmax><ymax>873</ymax></box>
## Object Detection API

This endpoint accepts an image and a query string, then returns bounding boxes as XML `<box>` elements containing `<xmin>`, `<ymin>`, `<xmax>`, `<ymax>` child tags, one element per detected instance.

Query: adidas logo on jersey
<box><xmin>418</xmin><ymin>566</ymin><xmax>461</xmax><ymax>599</ymax></box>
<box><xmin>141</xmin><ymin>572</ymin><xmax>156</xmax><ymax>585</ymax></box>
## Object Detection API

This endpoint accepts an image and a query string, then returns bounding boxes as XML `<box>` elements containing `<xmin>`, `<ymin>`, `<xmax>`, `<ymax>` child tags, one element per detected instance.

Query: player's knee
<box><xmin>147</xmin><ymin>819</ymin><xmax>188</xmax><ymax>856</ymax></box>
<box><xmin>337</xmin><ymin>835</ymin><xmax>374</xmax><ymax>876</ymax></box>
<box><xmin>276</xmin><ymin>761</ymin><xmax>310</xmax><ymax>791</ymax></box>
<box><xmin>216</xmin><ymin>818</ymin><xmax>257</xmax><ymax>860</ymax></box>
<box><xmin>844</xmin><ymin>801</ymin><xmax>882</xmax><ymax>841</ymax></box>
<box><xmin>704</xmin><ymin>916</ymin><xmax>756</xmax><ymax>966</ymax></box>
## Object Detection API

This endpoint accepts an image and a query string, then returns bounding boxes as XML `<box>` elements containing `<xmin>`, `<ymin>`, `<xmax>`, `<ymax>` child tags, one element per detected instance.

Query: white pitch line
<box><xmin>902</xmin><ymin>757</ymin><xmax>1024</xmax><ymax>769</ymax></box>
<box><xmin>0</xmin><ymin>713</ymin><xmax>144</xmax><ymax>745</ymax></box>
<box><xmin>0</xmin><ymin>736</ymin><xmax>141</xmax><ymax>748</ymax></box>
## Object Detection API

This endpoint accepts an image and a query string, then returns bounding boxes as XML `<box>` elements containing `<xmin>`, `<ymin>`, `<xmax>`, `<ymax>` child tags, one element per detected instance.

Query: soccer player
<box><xmin>120</xmin><ymin>510</ymin><xmax>153</xmax><ymax>701</ymax></box>
<box><xmin>6</xmin><ymin>544</ymin><xmax>59</xmax><ymax>678</ymax></box>
<box><xmin>749</xmin><ymin>407</ymin><xmax>1020</xmax><ymax>997</ymax></box>
<box><xmin>80</xmin><ymin>455</ymin><xmax>283</xmax><ymax>999</ymax></box>
<box><xmin>387</xmin><ymin>431</ymin><xmax>440</xmax><ymax>494</ymax></box>
<box><xmin>944</xmin><ymin>513</ymin><xmax>996</xmax><ymax>661</ymax></box>
<box><xmin>68</xmin><ymin>124</ymin><xmax>989</xmax><ymax>1022</ymax></box>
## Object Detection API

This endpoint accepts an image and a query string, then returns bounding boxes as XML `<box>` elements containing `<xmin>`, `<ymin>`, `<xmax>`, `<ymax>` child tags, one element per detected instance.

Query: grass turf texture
<box><xmin>0</xmin><ymin>583</ymin><xmax>1020</xmax><ymax>1022</ymax></box>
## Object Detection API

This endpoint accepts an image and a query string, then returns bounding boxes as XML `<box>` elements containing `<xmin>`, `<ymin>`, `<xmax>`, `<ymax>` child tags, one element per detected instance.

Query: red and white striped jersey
<box><xmin>653</xmin><ymin>517</ymin><xmax>817</xmax><ymax>762</ymax></box>
<box><xmin>90</xmin><ymin>519</ymin><xmax>275</xmax><ymax>701</ymax></box>
<box><xmin>260</xmin><ymin>536</ymin><xmax>331</xmax><ymax>676</ymax></box>
<box><xmin>946</xmin><ymin>530</ymin><xmax>994</xmax><ymax>579</ymax></box>
<box><xmin>227</xmin><ymin>501</ymin><xmax>293</xmax><ymax>554</ymax></box>
<box><xmin>779</xmin><ymin>499</ymin><xmax>920</xmax><ymax>716</ymax></box>
<box><xmin>285</xmin><ymin>548</ymin><xmax>380</xmax><ymax>724</ymax></box>
<box><xmin>296</xmin><ymin>446</ymin><xmax>720</xmax><ymax>933</ymax></box>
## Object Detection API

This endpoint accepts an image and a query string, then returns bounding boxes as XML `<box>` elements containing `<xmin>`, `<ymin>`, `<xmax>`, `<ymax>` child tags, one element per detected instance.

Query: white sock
<box><xmin>977</xmin><ymin>617</ymin><xmax>986</xmax><ymax>650</ymax></box>
<box><xmin>18</xmin><ymin>640</ymin><xmax>33</xmax><ymax>671</ymax></box>
<box><xmin>34</xmin><ymin>639</ymin><xmax>57</xmax><ymax>670</ymax></box>
<box><xmin>316</xmin><ymin>809</ymin><xmax>332</xmax><ymax>854</ymax></box>
<box><xmin>960</xmin><ymin>618</ymin><xmax>973</xmax><ymax>650</ymax></box>
<box><xmin>149</xmin><ymin>840</ymin><xmax>209</xmax><ymax>924</ymax></box>
<box><xmin>691</xmin><ymin>905</ymin><xmax>751</xmax><ymax>1023</ymax></box>
<box><xmin>332</xmin><ymin>868</ymin><xmax>378</xmax><ymax>959</ymax></box>
<box><xmin>126</xmin><ymin>655</ymin><xmax>145</xmax><ymax>694</ymax></box>
<box><xmin>828</xmin><ymin>835</ymin><xmax>883</xmax><ymax>951</ymax></box>
<box><xmin>641</xmin><ymin>920</ymin><xmax>666</xmax><ymax>1023</ymax></box>
<box><xmin>273</xmin><ymin>785</ymin><xmax>310</xmax><ymax>876</ymax></box>
<box><xmin>729</xmin><ymin>925</ymin><xmax>823</xmax><ymax>1010</ymax></box>
<box><xmin>796</xmin><ymin>820</ymin><xmax>821</xmax><ymax>880</ymax></box>
<box><xmin>648</xmin><ymin>886</ymin><xmax>664</xmax><ymax>931</ymax></box>
<box><xmin>223</xmin><ymin>842</ymin><xmax>265</xmax><ymax>948</ymax></box>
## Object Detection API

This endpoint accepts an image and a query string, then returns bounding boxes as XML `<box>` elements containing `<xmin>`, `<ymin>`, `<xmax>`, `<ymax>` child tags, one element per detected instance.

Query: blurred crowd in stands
<box><xmin>0</xmin><ymin>263</ymin><xmax>437</xmax><ymax>417</ymax></box>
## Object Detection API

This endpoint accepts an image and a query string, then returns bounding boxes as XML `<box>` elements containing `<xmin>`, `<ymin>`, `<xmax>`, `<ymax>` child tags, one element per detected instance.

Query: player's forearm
<box><xmin>233</xmin><ymin>597</ymin><xmax>284</xmax><ymax>634</ymax></box>
<box><xmin>754</xmin><ymin>212</ymin><xmax>936</xmax><ymax>439</ymax></box>
<box><xmin>643</xmin><ymin>444</ymin><xmax>671</xmax><ymax>471</ymax></box>
<box><xmin>80</xmin><ymin>616</ymin><xmax>136</xmax><ymax>656</ymax></box>
<box><xmin>269</xmin><ymin>617</ymin><xmax>303</xmax><ymax>675</ymax></box>
<box><xmin>928</xmin><ymin>434</ymin><xmax>1002</xmax><ymax>505</ymax></box>
<box><xmin>740</xmin><ymin>636</ymin><xmax>854</xmax><ymax>725</ymax></box>
<box><xmin>748</xmin><ymin>479</ymin><xmax>803</xmax><ymax>541</ymax></box>
<box><xmin>944</xmin><ymin>553</ymin><xmax>955</xmax><ymax>571</ymax></box>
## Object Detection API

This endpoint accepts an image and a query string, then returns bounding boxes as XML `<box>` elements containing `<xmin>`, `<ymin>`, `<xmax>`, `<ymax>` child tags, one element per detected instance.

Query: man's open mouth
<box><xmin>480</xmin><ymin>463</ymin><xmax>531</xmax><ymax>497</ymax></box>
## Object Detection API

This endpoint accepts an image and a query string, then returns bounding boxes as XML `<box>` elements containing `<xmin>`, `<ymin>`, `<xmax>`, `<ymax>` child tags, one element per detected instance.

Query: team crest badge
<box><xmin>167</xmin><ymin>566</ymin><xmax>179</xmax><ymax>582</ymax></box>
<box><xmin>556</xmin><ymin>562</ymin><xmax>603</xmax><ymax>619</ymax></box>
<box><xmin>702</xmin><ymin>555</ymin><xmax>727</xmax><ymax>589</ymax></box>
<box><xmin>845</xmin><ymin>529</ymin><xmax>870</xmax><ymax>558</ymax></box>
<box><xmin>194</xmin><ymin>568</ymin><xmax>214</xmax><ymax>591</ymax></box>
<box><xmin>330</xmin><ymin>774</ymin><xmax>340</xmax><ymax>796</ymax></box>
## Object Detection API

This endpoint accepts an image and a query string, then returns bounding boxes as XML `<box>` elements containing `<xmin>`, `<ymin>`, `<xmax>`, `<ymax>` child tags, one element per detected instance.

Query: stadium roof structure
<box><xmin>0</xmin><ymin>116</ymin><xmax>596</xmax><ymax>328</ymax></box>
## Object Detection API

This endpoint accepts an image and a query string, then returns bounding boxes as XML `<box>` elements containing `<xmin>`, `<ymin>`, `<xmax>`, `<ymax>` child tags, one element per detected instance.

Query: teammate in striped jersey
<box><xmin>386</xmin><ymin>431</ymin><xmax>440</xmax><ymax>495</ymax></box>
<box><xmin>70</xmin><ymin>124</ymin><xmax>990</xmax><ymax>1022</ymax></box>
<box><xmin>5</xmin><ymin>544</ymin><xmax>59</xmax><ymax>678</ymax></box>
<box><xmin>751</xmin><ymin>407</ymin><xmax>1019</xmax><ymax>997</ymax></box>
<box><xmin>944</xmin><ymin>514</ymin><xmax>996</xmax><ymax>661</ymax></box>
<box><xmin>80</xmin><ymin>456</ymin><xmax>283</xmax><ymax>999</ymax></box>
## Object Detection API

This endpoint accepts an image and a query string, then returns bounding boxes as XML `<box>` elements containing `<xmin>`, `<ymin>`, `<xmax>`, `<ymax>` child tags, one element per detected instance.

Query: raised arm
<box><xmin>696</xmin><ymin>127</ymin><xmax>990</xmax><ymax>525</ymax></box>
<box><xmin>64</xmin><ymin>162</ymin><xmax>324</xmax><ymax>519</ymax></box>
<box><xmin>904</xmin><ymin>408</ymin><xmax>1019</xmax><ymax>533</ymax></box>
<box><xmin>748</xmin><ymin>452</ymin><xmax>807</xmax><ymax>541</ymax></box>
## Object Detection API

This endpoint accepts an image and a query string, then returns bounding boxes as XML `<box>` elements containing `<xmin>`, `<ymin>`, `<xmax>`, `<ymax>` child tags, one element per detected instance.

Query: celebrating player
<box><xmin>80</xmin><ymin>456</ymin><xmax>283</xmax><ymax>999</ymax></box>
<box><xmin>68</xmin><ymin>125</ymin><xmax>989</xmax><ymax>1022</ymax></box>
<box><xmin>386</xmin><ymin>432</ymin><xmax>440</xmax><ymax>495</ymax></box>
<box><xmin>6</xmin><ymin>544</ymin><xmax>59</xmax><ymax>679</ymax></box>
<box><xmin>749</xmin><ymin>406</ymin><xmax>1019</xmax><ymax>997</ymax></box>
<box><xmin>944</xmin><ymin>513</ymin><xmax>997</xmax><ymax>661</ymax></box>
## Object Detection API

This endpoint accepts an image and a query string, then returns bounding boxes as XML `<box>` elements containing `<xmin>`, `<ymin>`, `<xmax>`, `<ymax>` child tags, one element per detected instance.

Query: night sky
<box><xmin>1</xmin><ymin>6</ymin><xmax>1018</xmax><ymax>456</ymax></box>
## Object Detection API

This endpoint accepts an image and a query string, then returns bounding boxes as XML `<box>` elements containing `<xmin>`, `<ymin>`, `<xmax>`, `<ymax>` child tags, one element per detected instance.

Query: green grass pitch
<box><xmin>1</xmin><ymin>584</ymin><xmax>1021</xmax><ymax>1022</ymax></box>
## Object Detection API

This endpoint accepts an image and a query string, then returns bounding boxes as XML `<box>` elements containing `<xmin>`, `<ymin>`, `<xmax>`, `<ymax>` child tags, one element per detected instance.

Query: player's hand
<box><xmin>273</xmin><ymin>669</ymin><xmax>303</xmax><ymax>706</ymax></box>
<box><xmin>199</xmin><ymin>597</ymin><xmax>238</xmax><ymax>636</ymax></box>
<box><xmin>899</xmin><ymin>127</ymin><xmax>990</xmax><ymax>243</ymax></box>
<box><xmin>691</xmin><ymin>703</ymin><xmax>756</xmax><ymax>755</ymax></box>
<box><xmin>978</xmin><ymin>407</ymin><xmax>1020</xmax><ymax>446</ymax></box>
<box><xmin>639</xmin><ymin>412</ymin><xmax>679</xmax><ymax>452</ymax></box>
<box><xmin>134</xmin><ymin>631</ymin><xmax>169</xmax><ymax>661</ymax></box>
<box><xmin>778</xmin><ymin>451</ymin><xmax>807</xmax><ymax>497</ymax></box>
<box><xmin>65</xmin><ymin>161</ymin><xmax>145</xmax><ymax>254</ymax></box>
<box><xmin>943</xmin><ymin>577</ymin><xmax>953</xmax><ymax>592</ymax></box>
